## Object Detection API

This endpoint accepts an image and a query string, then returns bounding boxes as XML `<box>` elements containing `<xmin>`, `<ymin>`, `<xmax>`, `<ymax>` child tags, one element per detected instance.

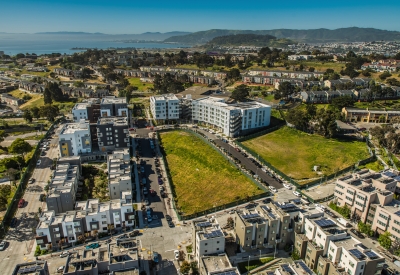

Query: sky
<box><xmin>1</xmin><ymin>0</ymin><xmax>400</xmax><ymax>34</ymax></box>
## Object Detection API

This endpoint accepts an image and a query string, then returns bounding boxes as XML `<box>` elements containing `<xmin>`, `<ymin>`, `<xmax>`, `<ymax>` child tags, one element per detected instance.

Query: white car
<box><xmin>174</xmin><ymin>250</ymin><xmax>180</xmax><ymax>260</ymax></box>
<box><xmin>293</xmin><ymin>191</ymin><xmax>301</xmax><ymax>197</ymax></box>
<box><xmin>60</xmin><ymin>251</ymin><xmax>69</xmax><ymax>258</ymax></box>
<box><xmin>269</xmin><ymin>186</ymin><xmax>277</xmax><ymax>193</ymax></box>
<box><xmin>283</xmin><ymin>183</ymin><xmax>292</xmax><ymax>189</ymax></box>
<box><xmin>36</xmin><ymin>160</ymin><xmax>41</xmax><ymax>166</ymax></box>
<box><xmin>56</xmin><ymin>266</ymin><xmax>65</xmax><ymax>273</ymax></box>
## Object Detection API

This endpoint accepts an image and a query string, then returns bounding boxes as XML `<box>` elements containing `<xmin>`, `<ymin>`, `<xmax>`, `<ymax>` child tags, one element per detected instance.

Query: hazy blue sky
<box><xmin>2</xmin><ymin>0</ymin><xmax>399</xmax><ymax>33</ymax></box>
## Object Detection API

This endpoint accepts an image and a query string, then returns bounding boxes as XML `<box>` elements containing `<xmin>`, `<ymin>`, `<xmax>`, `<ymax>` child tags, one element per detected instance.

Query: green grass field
<box><xmin>127</xmin><ymin>77</ymin><xmax>154</xmax><ymax>91</ymax></box>
<box><xmin>160</xmin><ymin>130</ymin><xmax>264</xmax><ymax>215</ymax></box>
<box><xmin>242</xmin><ymin>127</ymin><xmax>369</xmax><ymax>181</ymax></box>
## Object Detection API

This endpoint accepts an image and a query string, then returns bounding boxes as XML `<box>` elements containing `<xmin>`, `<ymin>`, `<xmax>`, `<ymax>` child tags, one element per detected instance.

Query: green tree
<box><xmin>231</xmin><ymin>84</ymin><xmax>250</xmax><ymax>102</ymax></box>
<box><xmin>47</xmin><ymin>82</ymin><xmax>64</xmax><ymax>101</ymax></box>
<box><xmin>74</xmin><ymin>81</ymin><xmax>85</xmax><ymax>87</ymax></box>
<box><xmin>0</xmin><ymin>130</ymin><xmax>7</xmax><ymax>143</ymax></box>
<box><xmin>190</xmin><ymin>262</ymin><xmax>199</xmax><ymax>275</ymax></box>
<box><xmin>43</xmin><ymin>88</ymin><xmax>52</xmax><ymax>104</ymax></box>
<box><xmin>275</xmin><ymin>82</ymin><xmax>294</xmax><ymax>100</ymax></box>
<box><xmin>23</xmin><ymin>109</ymin><xmax>33</xmax><ymax>123</ymax></box>
<box><xmin>31</xmin><ymin>107</ymin><xmax>40</xmax><ymax>120</ymax></box>
<box><xmin>125</xmin><ymin>90</ymin><xmax>132</xmax><ymax>104</ymax></box>
<box><xmin>286</xmin><ymin>108</ymin><xmax>310</xmax><ymax>131</ymax></box>
<box><xmin>331</xmin><ymin>96</ymin><xmax>355</xmax><ymax>111</ymax></box>
<box><xmin>379</xmin><ymin>71</ymin><xmax>392</xmax><ymax>80</ymax></box>
<box><xmin>357</xmin><ymin>222</ymin><xmax>374</xmax><ymax>237</ymax></box>
<box><xmin>309</xmin><ymin>67</ymin><xmax>315</xmax><ymax>72</ymax></box>
<box><xmin>378</xmin><ymin>232</ymin><xmax>392</xmax><ymax>250</ymax></box>
<box><xmin>39</xmin><ymin>105</ymin><xmax>60</xmax><ymax>122</ymax></box>
<box><xmin>180</xmin><ymin>261</ymin><xmax>191</xmax><ymax>275</ymax></box>
<box><xmin>291</xmin><ymin>248</ymin><xmax>300</xmax><ymax>260</ymax></box>
<box><xmin>9</xmin><ymin>138</ymin><xmax>32</xmax><ymax>157</ymax></box>
<box><xmin>315</xmin><ymin>109</ymin><xmax>338</xmax><ymax>137</ymax></box>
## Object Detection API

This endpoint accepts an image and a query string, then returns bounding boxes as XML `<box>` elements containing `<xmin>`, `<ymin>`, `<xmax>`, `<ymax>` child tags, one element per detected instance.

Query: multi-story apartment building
<box><xmin>199</xmin><ymin>254</ymin><xmax>240</xmax><ymax>275</ymax></box>
<box><xmin>100</xmin><ymin>96</ymin><xmax>128</xmax><ymax>117</ymax></box>
<box><xmin>333</xmin><ymin>169</ymin><xmax>398</xmax><ymax>228</ymax></box>
<box><xmin>46</xmin><ymin>157</ymin><xmax>82</xmax><ymax>214</ymax></box>
<box><xmin>234</xmin><ymin>202</ymin><xmax>293</xmax><ymax>252</ymax></box>
<box><xmin>108</xmin><ymin>148</ymin><xmax>132</xmax><ymax>200</ymax></box>
<box><xmin>192</xmin><ymin>219</ymin><xmax>225</xmax><ymax>260</ymax></box>
<box><xmin>192</xmin><ymin>97</ymin><xmax>271</xmax><ymax>137</ymax></box>
<box><xmin>150</xmin><ymin>94</ymin><xmax>180</xmax><ymax>122</ymax></box>
<box><xmin>59</xmin><ymin>120</ymin><xmax>92</xmax><ymax>157</ymax></box>
<box><xmin>72</xmin><ymin>102</ymin><xmax>89</xmax><ymax>122</ymax></box>
<box><xmin>342</xmin><ymin>107</ymin><xmax>400</xmax><ymax>123</ymax></box>
<box><xmin>36</xmin><ymin>194</ymin><xmax>135</xmax><ymax>250</ymax></box>
<box><xmin>12</xmin><ymin>261</ymin><xmax>49</xmax><ymax>275</ymax></box>
<box><xmin>97</xmin><ymin>117</ymin><xmax>130</xmax><ymax>152</ymax></box>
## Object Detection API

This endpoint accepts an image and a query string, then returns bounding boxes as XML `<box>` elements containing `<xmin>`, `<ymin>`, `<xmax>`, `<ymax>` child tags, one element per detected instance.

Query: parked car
<box><xmin>293</xmin><ymin>191</ymin><xmax>301</xmax><ymax>197</ymax></box>
<box><xmin>56</xmin><ymin>266</ymin><xmax>65</xmax><ymax>273</ymax></box>
<box><xmin>168</xmin><ymin>221</ymin><xmax>174</xmax><ymax>227</ymax></box>
<box><xmin>144</xmin><ymin>199</ymin><xmax>150</xmax><ymax>206</ymax></box>
<box><xmin>28</xmin><ymin>178</ymin><xmax>35</xmax><ymax>184</ymax></box>
<box><xmin>0</xmin><ymin>241</ymin><xmax>7</xmax><ymax>251</ymax></box>
<box><xmin>147</xmin><ymin>215</ymin><xmax>153</xmax><ymax>222</ymax></box>
<box><xmin>325</xmin><ymin>210</ymin><xmax>337</xmax><ymax>218</ymax></box>
<box><xmin>158</xmin><ymin>178</ymin><xmax>163</xmax><ymax>185</ymax></box>
<box><xmin>140</xmin><ymin>166</ymin><xmax>145</xmax><ymax>173</ymax></box>
<box><xmin>85</xmin><ymin>243</ymin><xmax>99</xmax><ymax>250</ymax></box>
<box><xmin>18</xmin><ymin>199</ymin><xmax>25</xmax><ymax>208</ymax></box>
<box><xmin>159</xmin><ymin>186</ymin><xmax>164</xmax><ymax>191</ymax></box>
<box><xmin>235</xmin><ymin>147</ymin><xmax>240</xmax><ymax>152</ymax></box>
<box><xmin>350</xmin><ymin>229</ymin><xmax>365</xmax><ymax>239</ymax></box>
<box><xmin>36</xmin><ymin>160</ymin><xmax>41</xmax><ymax>166</ymax></box>
<box><xmin>150</xmin><ymin>189</ymin><xmax>156</xmax><ymax>196</ymax></box>
<box><xmin>165</xmin><ymin>215</ymin><xmax>172</xmax><ymax>221</ymax></box>
<box><xmin>143</xmin><ymin>187</ymin><xmax>148</xmax><ymax>195</ymax></box>
<box><xmin>60</xmin><ymin>251</ymin><xmax>69</xmax><ymax>258</ymax></box>
<box><xmin>268</xmin><ymin>186</ymin><xmax>277</xmax><ymax>193</ymax></box>
<box><xmin>174</xmin><ymin>250</ymin><xmax>180</xmax><ymax>260</ymax></box>
<box><xmin>337</xmin><ymin>218</ymin><xmax>350</xmax><ymax>227</ymax></box>
<box><xmin>10</xmin><ymin>218</ymin><xmax>18</xmax><ymax>228</ymax></box>
<box><xmin>283</xmin><ymin>183</ymin><xmax>292</xmax><ymax>189</ymax></box>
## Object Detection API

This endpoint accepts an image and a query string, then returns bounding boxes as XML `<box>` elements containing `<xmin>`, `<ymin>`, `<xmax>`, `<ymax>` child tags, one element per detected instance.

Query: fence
<box><xmin>156</xmin><ymin>128</ymin><xmax>269</xmax><ymax>221</ymax></box>
<box><xmin>0</xmin><ymin>117</ymin><xmax>64</xmax><ymax>235</ymax></box>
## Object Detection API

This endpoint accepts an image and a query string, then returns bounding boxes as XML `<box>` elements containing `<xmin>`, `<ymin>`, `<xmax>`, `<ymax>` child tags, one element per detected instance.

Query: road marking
<box><xmin>165</xmin><ymin>249</ymin><xmax>174</xmax><ymax>252</ymax></box>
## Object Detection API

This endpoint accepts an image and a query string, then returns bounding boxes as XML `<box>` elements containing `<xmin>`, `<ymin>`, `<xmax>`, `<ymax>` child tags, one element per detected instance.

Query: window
<box><xmin>205</xmin><ymin>243</ymin><xmax>208</xmax><ymax>246</ymax></box>
<box><xmin>205</xmin><ymin>250</ymin><xmax>208</xmax><ymax>253</ymax></box>
<box><xmin>349</xmin><ymin>261</ymin><xmax>354</xmax><ymax>268</ymax></box>
<box><xmin>216</xmin><ymin>248</ymin><xmax>219</xmax><ymax>250</ymax></box>
<box><xmin>217</xmin><ymin>241</ymin><xmax>219</xmax><ymax>244</ymax></box>
<box><xmin>101</xmin><ymin>215</ymin><xmax>106</xmax><ymax>219</ymax></box>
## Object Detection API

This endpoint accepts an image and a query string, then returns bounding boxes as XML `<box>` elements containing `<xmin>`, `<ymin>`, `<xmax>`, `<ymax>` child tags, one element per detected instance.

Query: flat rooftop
<box><xmin>72</xmin><ymin>103</ymin><xmax>88</xmax><ymax>110</ymax></box>
<box><xmin>98</xmin><ymin>116</ymin><xmax>128</xmax><ymax>125</ymax></box>
<box><xmin>60</xmin><ymin>122</ymin><xmax>89</xmax><ymax>135</ymax></box>
<box><xmin>201</xmin><ymin>254</ymin><xmax>237</xmax><ymax>274</ymax></box>
<box><xmin>101</xmin><ymin>96</ymin><xmax>126</xmax><ymax>104</ymax></box>
<box><xmin>152</xmin><ymin>93</ymin><xmax>179</xmax><ymax>101</ymax></box>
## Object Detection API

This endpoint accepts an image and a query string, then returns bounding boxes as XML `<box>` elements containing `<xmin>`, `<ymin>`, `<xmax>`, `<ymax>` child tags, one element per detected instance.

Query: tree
<box><xmin>47</xmin><ymin>82</ymin><xmax>64</xmax><ymax>101</ymax></box>
<box><xmin>226</xmin><ymin>217</ymin><xmax>234</xmax><ymax>228</ymax></box>
<box><xmin>180</xmin><ymin>261</ymin><xmax>191</xmax><ymax>275</ymax></box>
<box><xmin>286</xmin><ymin>108</ymin><xmax>310</xmax><ymax>131</ymax></box>
<box><xmin>275</xmin><ymin>82</ymin><xmax>294</xmax><ymax>100</ymax></box>
<box><xmin>314</xmin><ymin>109</ymin><xmax>338</xmax><ymax>137</ymax></box>
<box><xmin>125</xmin><ymin>90</ymin><xmax>132</xmax><ymax>104</ymax></box>
<box><xmin>74</xmin><ymin>81</ymin><xmax>84</xmax><ymax>87</ymax></box>
<box><xmin>357</xmin><ymin>222</ymin><xmax>374</xmax><ymax>237</ymax></box>
<box><xmin>39</xmin><ymin>105</ymin><xmax>60</xmax><ymax>122</ymax></box>
<box><xmin>23</xmin><ymin>109</ymin><xmax>33</xmax><ymax>123</ymax></box>
<box><xmin>43</xmin><ymin>88</ymin><xmax>52</xmax><ymax>104</ymax></box>
<box><xmin>178</xmin><ymin>250</ymin><xmax>186</xmax><ymax>261</ymax></box>
<box><xmin>379</xmin><ymin>71</ymin><xmax>392</xmax><ymax>80</ymax></box>
<box><xmin>231</xmin><ymin>84</ymin><xmax>250</xmax><ymax>102</ymax></box>
<box><xmin>291</xmin><ymin>248</ymin><xmax>300</xmax><ymax>260</ymax></box>
<box><xmin>309</xmin><ymin>67</ymin><xmax>315</xmax><ymax>72</ymax></box>
<box><xmin>331</xmin><ymin>96</ymin><xmax>355</xmax><ymax>111</ymax></box>
<box><xmin>31</xmin><ymin>107</ymin><xmax>40</xmax><ymax>120</ymax></box>
<box><xmin>190</xmin><ymin>262</ymin><xmax>199</xmax><ymax>275</ymax></box>
<box><xmin>378</xmin><ymin>232</ymin><xmax>392</xmax><ymax>250</ymax></box>
<box><xmin>9</xmin><ymin>138</ymin><xmax>32</xmax><ymax>157</ymax></box>
<box><xmin>0</xmin><ymin>130</ymin><xmax>7</xmax><ymax>143</ymax></box>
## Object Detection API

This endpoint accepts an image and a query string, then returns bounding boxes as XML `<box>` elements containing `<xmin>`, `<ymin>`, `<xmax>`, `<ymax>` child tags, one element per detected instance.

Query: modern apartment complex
<box><xmin>46</xmin><ymin>157</ymin><xmax>82</xmax><ymax>214</ymax></box>
<box><xmin>107</xmin><ymin>148</ymin><xmax>132</xmax><ymax>200</ymax></box>
<box><xmin>342</xmin><ymin>107</ymin><xmax>400</xmax><ymax>123</ymax></box>
<box><xmin>36</xmin><ymin>194</ymin><xmax>135</xmax><ymax>250</ymax></box>
<box><xmin>12</xmin><ymin>261</ymin><xmax>49</xmax><ymax>275</ymax></box>
<box><xmin>192</xmin><ymin>97</ymin><xmax>271</xmax><ymax>137</ymax></box>
<box><xmin>199</xmin><ymin>253</ymin><xmax>239</xmax><ymax>275</ymax></box>
<box><xmin>333</xmin><ymin>169</ymin><xmax>400</xmax><ymax>241</ymax></box>
<box><xmin>97</xmin><ymin>117</ymin><xmax>130</xmax><ymax>152</ymax></box>
<box><xmin>59</xmin><ymin>120</ymin><xmax>92</xmax><ymax>157</ymax></box>
<box><xmin>150</xmin><ymin>94</ymin><xmax>180</xmax><ymax>121</ymax></box>
<box><xmin>100</xmin><ymin>97</ymin><xmax>128</xmax><ymax>117</ymax></box>
<box><xmin>192</xmin><ymin>219</ymin><xmax>225</xmax><ymax>260</ymax></box>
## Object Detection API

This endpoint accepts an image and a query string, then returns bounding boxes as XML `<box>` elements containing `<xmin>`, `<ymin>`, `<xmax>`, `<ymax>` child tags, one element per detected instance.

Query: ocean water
<box><xmin>0</xmin><ymin>33</ymin><xmax>189</xmax><ymax>55</ymax></box>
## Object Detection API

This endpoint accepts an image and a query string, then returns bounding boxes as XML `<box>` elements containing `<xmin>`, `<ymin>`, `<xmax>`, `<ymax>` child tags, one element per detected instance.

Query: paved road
<box><xmin>0</xmin><ymin>134</ymin><xmax>59</xmax><ymax>274</ymax></box>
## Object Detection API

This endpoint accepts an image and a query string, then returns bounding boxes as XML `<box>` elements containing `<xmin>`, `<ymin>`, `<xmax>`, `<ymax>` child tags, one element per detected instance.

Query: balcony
<box><xmin>287</xmin><ymin>227</ymin><xmax>293</xmax><ymax>233</ymax></box>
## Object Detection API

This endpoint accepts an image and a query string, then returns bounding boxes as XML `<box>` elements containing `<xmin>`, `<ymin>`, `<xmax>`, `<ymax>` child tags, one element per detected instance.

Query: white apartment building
<box><xmin>72</xmin><ymin>103</ymin><xmax>89</xmax><ymax>122</ymax></box>
<box><xmin>193</xmin><ymin>220</ymin><xmax>225</xmax><ymax>261</ymax></box>
<box><xmin>36</xmin><ymin>194</ymin><xmax>135</xmax><ymax>250</ymax></box>
<box><xmin>107</xmin><ymin>148</ymin><xmax>132</xmax><ymax>199</ymax></box>
<box><xmin>59</xmin><ymin>120</ymin><xmax>91</xmax><ymax>157</ymax></box>
<box><xmin>150</xmin><ymin>94</ymin><xmax>180</xmax><ymax>121</ymax></box>
<box><xmin>192</xmin><ymin>97</ymin><xmax>271</xmax><ymax>137</ymax></box>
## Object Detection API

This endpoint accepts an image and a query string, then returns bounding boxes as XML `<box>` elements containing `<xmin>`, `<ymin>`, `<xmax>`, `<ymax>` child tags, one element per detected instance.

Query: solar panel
<box><xmin>204</xmin><ymin>230</ymin><xmax>223</xmax><ymax>239</ymax></box>
<box><xmin>394</xmin><ymin>176</ymin><xmax>400</xmax><ymax>181</ymax></box>
<box><xmin>214</xmin><ymin>271</ymin><xmax>237</xmax><ymax>275</ymax></box>
<box><xmin>315</xmin><ymin>219</ymin><xmax>336</xmax><ymax>228</ymax></box>
<box><xmin>268</xmin><ymin>212</ymin><xmax>276</xmax><ymax>219</ymax></box>
<box><xmin>281</xmin><ymin>264</ymin><xmax>293</xmax><ymax>273</ymax></box>
<box><xmin>365</xmin><ymin>251</ymin><xmax>379</xmax><ymax>259</ymax></box>
<box><xmin>383</xmin><ymin>171</ymin><xmax>396</xmax><ymax>178</ymax></box>
<box><xmin>242</xmin><ymin>213</ymin><xmax>260</xmax><ymax>219</ymax></box>
<box><xmin>280</xmin><ymin>203</ymin><xmax>296</xmax><ymax>209</ymax></box>
<box><xmin>349</xmin><ymin>249</ymin><xmax>365</xmax><ymax>259</ymax></box>
<box><xmin>394</xmin><ymin>210</ymin><xmax>400</xmax><ymax>217</ymax></box>
<box><xmin>197</xmin><ymin>222</ymin><xmax>211</xmax><ymax>227</ymax></box>
<box><xmin>298</xmin><ymin>261</ymin><xmax>313</xmax><ymax>275</ymax></box>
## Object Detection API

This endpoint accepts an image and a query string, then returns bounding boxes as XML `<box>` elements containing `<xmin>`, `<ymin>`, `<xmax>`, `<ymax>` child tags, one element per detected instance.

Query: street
<box><xmin>0</xmin><ymin>128</ymin><xmax>59</xmax><ymax>274</ymax></box>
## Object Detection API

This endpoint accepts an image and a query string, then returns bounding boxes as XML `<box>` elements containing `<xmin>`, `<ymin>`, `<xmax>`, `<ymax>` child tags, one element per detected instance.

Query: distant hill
<box><xmin>164</xmin><ymin>27</ymin><xmax>400</xmax><ymax>44</ymax></box>
<box><xmin>206</xmin><ymin>34</ymin><xmax>294</xmax><ymax>47</ymax></box>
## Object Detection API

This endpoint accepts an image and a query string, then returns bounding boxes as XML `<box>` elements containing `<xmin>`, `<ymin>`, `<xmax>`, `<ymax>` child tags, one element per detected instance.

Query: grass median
<box><xmin>160</xmin><ymin>130</ymin><xmax>264</xmax><ymax>215</ymax></box>
<box><xmin>242</xmin><ymin>126</ymin><xmax>369</xmax><ymax>182</ymax></box>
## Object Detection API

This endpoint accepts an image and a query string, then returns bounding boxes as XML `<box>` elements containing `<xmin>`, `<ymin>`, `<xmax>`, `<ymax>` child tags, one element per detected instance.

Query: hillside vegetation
<box><xmin>164</xmin><ymin>27</ymin><xmax>400</xmax><ymax>44</ymax></box>
<box><xmin>206</xmin><ymin>34</ymin><xmax>293</xmax><ymax>47</ymax></box>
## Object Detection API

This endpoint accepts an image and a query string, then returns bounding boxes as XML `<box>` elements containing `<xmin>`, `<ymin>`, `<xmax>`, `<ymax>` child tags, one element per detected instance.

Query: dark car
<box><xmin>165</xmin><ymin>215</ymin><xmax>172</xmax><ymax>221</ymax></box>
<box><xmin>350</xmin><ymin>229</ymin><xmax>365</xmax><ymax>239</ymax></box>
<box><xmin>10</xmin><ymin>218</ymin><xmax>18</xmax><ymax>228</ymax></box>
<box><xmin>129</xmin><ymin>230</ymin><xmax>140</xmax><ymax>237</ymax></box>
<box><xmin>168</xmin><ymin>221</ymin><xmax>174</xmax><ymax>228</ymax></box>
<box><xmin>158</xmin><ymin>178</ymin><xmax>163</xmax><ymax>185</ymax></box>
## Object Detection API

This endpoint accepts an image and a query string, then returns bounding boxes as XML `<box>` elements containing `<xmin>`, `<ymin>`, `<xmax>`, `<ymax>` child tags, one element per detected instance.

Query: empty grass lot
<box><xmin>242</xmin><ymin>127</ymin><xmax>369</xmax><ymax>181</ymax></box>
<box><xmin>127</xmin><ymin>77</ymin><xmax>154</xmax><ymax>91</ymax></box>
<box><xmin>160</xmin><ymin>130</ymin><xmax>263</xmax><ymax>215</ymax></box>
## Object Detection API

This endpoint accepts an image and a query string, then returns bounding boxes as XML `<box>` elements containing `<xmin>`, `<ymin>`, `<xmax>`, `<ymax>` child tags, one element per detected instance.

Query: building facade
<box><xmin>108</xmin><ymin>148</ymin><xmax>132</xmax><ymax>200</ymax></box>
<box><xmin>59</xmin><ymin>120</ymin><xmax>92</xmax><ymax>157</ymax></box>
<box><xmin>97</xmin><ymin>117</ymin><xmax>130</xmax><ymax>152</ymax></box>
<box><xmin>150</xmin><ymin>94</ymin><xmax>180</xmax><ymax>122</ymax></box>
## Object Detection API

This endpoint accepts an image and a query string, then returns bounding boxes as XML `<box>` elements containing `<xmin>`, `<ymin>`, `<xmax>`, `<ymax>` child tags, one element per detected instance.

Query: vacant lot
<box><xmin>160</xmin><ymin>130</ymin><xmax>263</xmax><ymax>215</ymax></box>
<box><xmin>127</xmin><ymin>77</ymin><xmax>154</xmax><ymax>91</ymax></box>
<box><xmin>242</xmin><ymin>127</ymin><xmax>369</xmax><ymax>181</ymax></box>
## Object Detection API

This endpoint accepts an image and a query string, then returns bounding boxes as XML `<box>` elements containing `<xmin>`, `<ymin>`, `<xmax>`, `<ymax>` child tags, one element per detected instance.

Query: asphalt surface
<box><xmin>196</xmin><ymin>128</ymin><xmax>284</xmax><ymax>190</ymax></box>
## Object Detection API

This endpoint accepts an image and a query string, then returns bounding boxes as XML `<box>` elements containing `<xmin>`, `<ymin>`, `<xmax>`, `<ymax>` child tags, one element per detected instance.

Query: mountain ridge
<box><xmin>164</xmin><ymin>27</ymin><xmax>400</xmax><ymax>44</ymax></box>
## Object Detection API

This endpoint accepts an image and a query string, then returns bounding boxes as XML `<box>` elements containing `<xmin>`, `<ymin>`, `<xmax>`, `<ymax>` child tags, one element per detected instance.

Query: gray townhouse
<box><xmin>97</xmin><ymin>116</ymin><xmax>130</xmax><ymax>152</ymax></box>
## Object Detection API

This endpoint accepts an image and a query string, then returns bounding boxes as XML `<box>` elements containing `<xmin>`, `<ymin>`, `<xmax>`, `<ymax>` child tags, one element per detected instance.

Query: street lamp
<box><xmin>247</xmin><ymin>255</ymin><xmax>251</xmax><ymax>272</ymax></box>
<box><xmin>259</xmin><ymin>249</ymin><xmax>262</xmax><ymax>259</ymax></box>
<box><xmin>274</xmin><ymin>241</ymin><xmax>277</xmax><ymax>259</ymax></box>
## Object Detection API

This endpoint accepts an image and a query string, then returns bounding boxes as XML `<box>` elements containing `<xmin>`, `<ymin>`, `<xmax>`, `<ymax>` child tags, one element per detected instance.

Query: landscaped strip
<box><xmin>242</xmin><ymin>126</ymin><xmax>370</xmax><ymax>182</ymax></box>
<box><xmin>159</xmin><ymin>130</ymin><xmax>264</xmax><ymax>215</ymax></box>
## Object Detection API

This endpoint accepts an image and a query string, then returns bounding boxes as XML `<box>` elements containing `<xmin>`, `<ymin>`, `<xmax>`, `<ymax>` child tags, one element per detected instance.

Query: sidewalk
<box><xmin>131</xmin><ymin>135</ymin><xmax>144</xmax><ymax>228</ymax></box>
